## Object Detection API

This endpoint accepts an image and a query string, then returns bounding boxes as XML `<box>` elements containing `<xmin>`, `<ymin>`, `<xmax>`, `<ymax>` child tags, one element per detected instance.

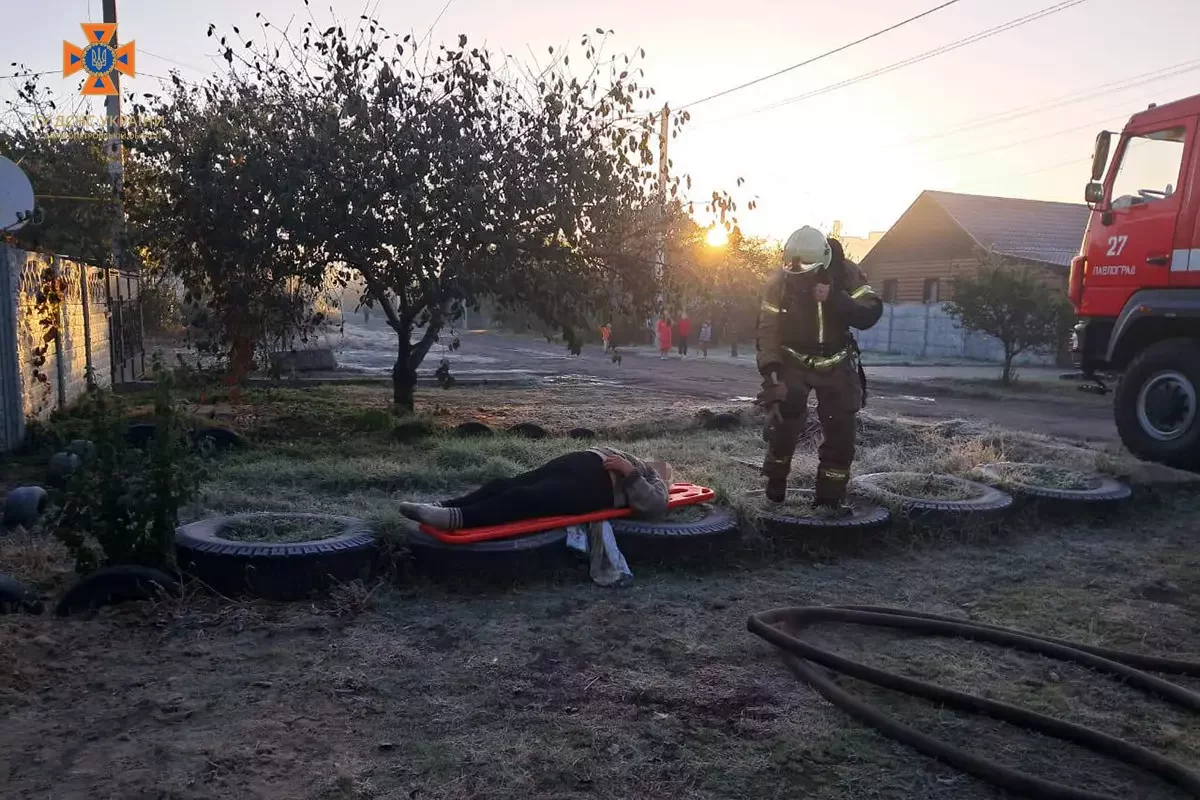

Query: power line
<box><xmin>142</xmin><ymin>49</ymin><xmax>209</xmax><ymax>75</ymax></box>
<box><xmin>745</xmin><ymin>0</ymin><xmax>1092</xmax><ymax>118</ymax></box>
<box><xmin>929</xmin><ymin>111</ymin><xmax>1129</xmax><ymax>165</ymax></box>
<box><xmin>917</xmin><ymin>79</ymin><xmax>1199</xmax><ymax>165</ymax></box>
<box><xmin>1011</xmin><ymin>155</ymin><xmax>1090</xmax><ymax>178</ymax></box>
<box><xmin>141</xmin><ymin>71</ymin><xmax>201</xmax><ymax>88</ymax></box>
<box><xmin>907</xmin><ymin>58</ymin><xmax>1200</xmax><ymax>145</ymax></box>
<box><xmin>677</xmin><ymin>0</ymin><xmax>964</xmax><ymax>111</ymax></box>
<box><xmin>1003</xmin><ymin>136</ymin><xmax>1148</xmax><ymax>181</ymax></box>
<box><xmin>0</xmin><ymin>70</ymin><xmax>56</xmax><ymax>81</ymax></box>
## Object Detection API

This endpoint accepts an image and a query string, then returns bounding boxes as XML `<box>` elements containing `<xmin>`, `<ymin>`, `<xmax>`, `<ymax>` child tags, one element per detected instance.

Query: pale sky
<box><xmin>5</xmin><ymin>0</ymin><xmax>1199</xmax><ymax>239</ymax></box>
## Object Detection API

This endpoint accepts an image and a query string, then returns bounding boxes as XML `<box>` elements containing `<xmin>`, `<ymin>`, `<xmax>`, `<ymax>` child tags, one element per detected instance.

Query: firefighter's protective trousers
<box><xmin>763</xmin><ymin>358</ymin><xmax>862</xmax><ymax>503</ymax></box>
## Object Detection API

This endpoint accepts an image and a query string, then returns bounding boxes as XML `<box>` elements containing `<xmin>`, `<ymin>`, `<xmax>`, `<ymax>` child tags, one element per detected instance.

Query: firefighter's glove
<box><xmin>765</xmin><ymin>402</ymin><xmax>784</xmax><ymax>429</ymax></box>
<box><xmin>758</xmin><ymin>373</ymin><xmax>787</xmax><ymax>433</ymax></box>
<box><xmin>757</xmin><ymin>374</ymin><xmax>787</xmax><ymax>408</ymax></box>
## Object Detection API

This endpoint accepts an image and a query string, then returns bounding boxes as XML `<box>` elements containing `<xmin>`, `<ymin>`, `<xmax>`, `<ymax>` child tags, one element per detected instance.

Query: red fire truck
<box><xmin>1071</xmin><ymin>92</ymin><xmax>1200</xmax><ymax>469</ymax></box>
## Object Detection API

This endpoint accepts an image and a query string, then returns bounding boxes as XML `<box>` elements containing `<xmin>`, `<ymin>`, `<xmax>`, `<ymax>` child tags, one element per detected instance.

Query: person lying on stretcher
<box><xmin>399</xmin><ymin>448</ymin><xmax>675</xmax><ymax>531</ymax></box>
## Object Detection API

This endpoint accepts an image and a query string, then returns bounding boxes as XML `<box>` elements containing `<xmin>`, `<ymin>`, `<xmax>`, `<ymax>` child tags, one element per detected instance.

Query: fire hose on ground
<box><xmin>747</xmin><ymin>606</ymin><xmax>1200</xmax><ymax>800</ymax></box>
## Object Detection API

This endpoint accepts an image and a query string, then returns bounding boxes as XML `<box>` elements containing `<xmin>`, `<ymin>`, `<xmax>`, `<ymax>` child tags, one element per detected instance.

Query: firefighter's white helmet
<box><xmin>782</xmin><ymin>226</ymin><xmax>831</xmax><ymax>274</ymax></box>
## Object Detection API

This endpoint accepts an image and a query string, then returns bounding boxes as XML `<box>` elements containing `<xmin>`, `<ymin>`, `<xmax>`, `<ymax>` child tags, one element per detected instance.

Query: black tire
<box><xmin>1114</xmin><ymin>338</ymin><xmax>1200</xmax><ymax>471</ymax></box>
<box><xmin>508</xmin><ymin>423</ymin><xmax>549</xmax><ymax>440</ymax></box>
<box><xmin>3</xmin><ymin>486</ymin><xmax>48</xmax><ymax>528</ymax></box>
<box><xmin>609</xmin><ymin>504</ymin><xmax>740</xmax><ymax>562</ymax></box>
<box><xmin>55</xmin><ymin>565</ymin><xmax>180</xmax><ymax>617</ymax></box>
<box><xmin>744</xmin><ymin>489</ymin><xmax>890</xmax><ymax>534</ymax></box>
<box><xmin>175</xmin><ymin>513</ymin><xmax>377</xmax><ymax>601</ymax></box>
<box><xmin>850</xmin><ymin>472</ymin><xmax>1013</xmax><ymax>517</ymax></box>
<box><xmin>977</xmin><ymin>463</ymin><xmax>1132</xmax><ymax>506</ymax></box>
<box><xmin>454</xmin><ymin>422</ymin><xmax>494</xmax><ymax>438</ymax></box>
<box><xmin>568</xmin><ymin>427</ymin><xmax>598</xmax><ymax>440</ymax></box>
<box><xmin>126</xmin><ymin>423</ymin><xmax>159</xmax><ymax>449</ymax></box>
<box><xmin>0</xmin><ymin>574</ymin><xmax>44</xmax><ymax>614</ymax></box>
<box><xmin>394</xmin><ymin>419</ymin><xmax>435</xmax><ymax>443</ymax></box>
<box><xmin>406</xmin><ymin>527</ymin><xmax>574</xmax><ymax>581</ymax></box>
<box><xmin>47</xmin><ymin>452</ymin><xmax>81</xmax><ymax>487</ymax></box>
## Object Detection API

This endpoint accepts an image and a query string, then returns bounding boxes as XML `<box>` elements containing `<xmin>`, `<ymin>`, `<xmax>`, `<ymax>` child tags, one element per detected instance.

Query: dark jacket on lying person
<box><xmin>398</xmin><ymin>448</ymin><xmax>674</xmax><ymax>530</ymax></box>
<box><xmin>586</xmin><ymin>446</ymin><xmax>671</xmax><ymax>517</ymax></box>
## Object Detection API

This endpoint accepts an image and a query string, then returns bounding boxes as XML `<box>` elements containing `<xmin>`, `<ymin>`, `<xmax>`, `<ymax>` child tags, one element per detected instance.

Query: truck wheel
<box><xmin>1115</xmin><ymin>338</ymin><xmax>1200</xmax><ymax>471</ymax></box>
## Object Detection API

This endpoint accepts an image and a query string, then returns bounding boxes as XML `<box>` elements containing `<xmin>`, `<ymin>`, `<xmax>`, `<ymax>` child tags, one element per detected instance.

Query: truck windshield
<box><xmin>1110</xmin><ymin>126</ymin><xmax>1186</xmax><ymax>209</ymax></box>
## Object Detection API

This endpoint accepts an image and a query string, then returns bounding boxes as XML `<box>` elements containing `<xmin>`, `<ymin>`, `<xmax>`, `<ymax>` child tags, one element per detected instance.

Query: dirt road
<box><xmin>333</xmin><ymin>325</ymin><xmax>1116</xmax><ymax>445</ymax></box>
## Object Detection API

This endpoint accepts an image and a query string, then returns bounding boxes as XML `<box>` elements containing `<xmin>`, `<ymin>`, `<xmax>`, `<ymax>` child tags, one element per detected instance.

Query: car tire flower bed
<box><xmin>743</xmin><ymin>489</ymin><xmax>890</xmax><ymax>535</ymax></box>
<box><xmin>977</xmin><ymin>462</ymin><xmax>1132</xmax><ymax>506</ymax></box>
<box><xmin>609</xmin><ymin>503</ymin><xmax>740</xmax><ymax>562</ymax></box>
<box><xmin>850</xmin><ymin>472</ymin><xmax>1013</xmax><ymax>519</ymax></box>
<box><xmin>175</xmin><ymin>513</ymin><xmax>377</xmax><ymax>601</ymax></box>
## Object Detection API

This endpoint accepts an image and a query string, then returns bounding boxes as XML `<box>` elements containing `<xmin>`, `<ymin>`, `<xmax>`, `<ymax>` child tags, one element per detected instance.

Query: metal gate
<box><xmin>107</xmin><ymin>269</ymin><xmax>145</xmax><ymax>383</ymax></box>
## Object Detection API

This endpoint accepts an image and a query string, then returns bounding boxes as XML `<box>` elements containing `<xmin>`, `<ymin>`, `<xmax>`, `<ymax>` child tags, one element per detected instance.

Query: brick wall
<box><xmin>0</xmin><ymin>245</ymin><xmax>115</xmax><ymax>451</ymax></box>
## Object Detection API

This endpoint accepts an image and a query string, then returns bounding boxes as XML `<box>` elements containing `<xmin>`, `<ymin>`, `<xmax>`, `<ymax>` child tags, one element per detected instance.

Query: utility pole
<box><xmin>655</xmin><ymin>103</ymin><xmax>670</xmax><ymax>316</ymax></box>
<box><xmin>103</xmin><ymin>0</ymin><xmax>124</xmax><ymax>273</ymax></box>
<box><xmin>102</xmin><ymin>0</ymin><xmax>138</xmax><ymax>380</ymax></box>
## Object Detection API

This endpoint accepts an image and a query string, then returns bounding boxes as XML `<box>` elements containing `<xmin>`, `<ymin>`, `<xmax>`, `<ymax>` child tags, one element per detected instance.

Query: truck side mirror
<box><xmin>1085</xmin><ymin>182</ymin><xmax>1105</xmax><ymax>205</ymax></box>
<box><xmin>1091</xmin><ymin>131</ymin><xmax>1112</xmax><ymax>181</ymax></box>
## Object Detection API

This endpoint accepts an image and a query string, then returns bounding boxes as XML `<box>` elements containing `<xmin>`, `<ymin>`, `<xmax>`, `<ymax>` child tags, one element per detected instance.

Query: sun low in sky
<box><xmin>4</xmin><ymin>0</ymin><xmax>1200</xmax><ymax>242</ymax></box>
<box><xmin>705</xmin><ymin>226</ymin><xmax>730</xmax><ymax>248</ymax></box>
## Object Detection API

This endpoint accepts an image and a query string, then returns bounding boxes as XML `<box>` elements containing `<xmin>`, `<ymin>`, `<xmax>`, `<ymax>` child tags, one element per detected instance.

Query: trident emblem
<box><xmin>63</xmin><ymin>23</ymin><xmax>135</xmax><ymax>96</ymax></box>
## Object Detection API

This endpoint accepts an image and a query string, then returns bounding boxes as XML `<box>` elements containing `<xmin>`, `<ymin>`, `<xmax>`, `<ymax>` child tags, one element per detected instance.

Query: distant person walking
<box><xmin>601</xmin><ymin>323</ymin><xmax>612</xmax><ymax>353</ymax></box>
<box><xmin>656</xmin><ymin>318</ymin><xmax>672</xmax><ymax>360</ymax></box>
<box><xmin>699</xmin><ymin>321</ymin><xmax>713</xmax><ymax>358</ymax></box>
<box><xmin>677</xmin><ymin>316</ymin><xmax>692</xmax><ymax>358</ymax></box>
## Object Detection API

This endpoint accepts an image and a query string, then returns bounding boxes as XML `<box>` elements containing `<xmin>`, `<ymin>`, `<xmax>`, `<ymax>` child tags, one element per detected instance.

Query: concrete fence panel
<box><xmin>857</xmin><ymin>301</ymin><xmax>1058</xmax><ymax>366</ymax></box>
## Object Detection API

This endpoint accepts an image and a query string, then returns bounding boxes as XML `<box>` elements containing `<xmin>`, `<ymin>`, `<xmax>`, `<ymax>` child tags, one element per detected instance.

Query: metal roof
<box><xmin>925</xmin><ymin>190</ymin><xmax>1090</xmax><ymax>268</ymax></box>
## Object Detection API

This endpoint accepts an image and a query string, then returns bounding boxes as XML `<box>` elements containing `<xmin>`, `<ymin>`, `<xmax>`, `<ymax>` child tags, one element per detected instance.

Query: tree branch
<box><xmin>407</xmin><ymin>305</ymin><xmax>444</xmax><ymax>371</ymax></box>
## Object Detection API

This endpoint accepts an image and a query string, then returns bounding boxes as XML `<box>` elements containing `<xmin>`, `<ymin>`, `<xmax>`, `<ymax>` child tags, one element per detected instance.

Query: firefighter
<box><xmin>756</xmin><ymin>226</ymin><xmax>883</xmax><ymax>509</ymax></box>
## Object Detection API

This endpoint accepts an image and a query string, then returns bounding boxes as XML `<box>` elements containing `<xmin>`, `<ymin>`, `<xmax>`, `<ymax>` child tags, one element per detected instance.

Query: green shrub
<box><xmin>51</xmin><ymin>368</ymin><xmax>202</xmax><ymax>575</ymax></box>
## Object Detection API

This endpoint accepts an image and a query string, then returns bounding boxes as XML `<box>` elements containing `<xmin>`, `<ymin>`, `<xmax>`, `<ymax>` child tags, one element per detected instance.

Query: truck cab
<box><xmin>1070</xmin><ymin>93</ymin><xmax>1200</xmax><ymax>468</ymax></box>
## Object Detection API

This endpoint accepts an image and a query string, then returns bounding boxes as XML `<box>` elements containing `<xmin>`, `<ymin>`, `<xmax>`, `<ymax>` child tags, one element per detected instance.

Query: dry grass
<box><xmin>220</xmin><ymin>515</ymin><xmax>347</xmax><ymax>543</ymax></box>
<box><xmin>0</xmin><ymin>526</ymin><xmax>72</xmax><ymax>593</ymax></box>
<box><xmin>987</xmin><ymin>462</ymin><xmax>1102</xmax><ymax>491</ymax></box>
<box><xmin>4</xmin><ymin>384</ymin><xmax>1197</xmax><ymax>800</ymax></box>
<box><xmin>663</xmin><ymin>505</ymin><xmax>711</xmax><ymax>523</ymax></box>
<box><xmin>176</xmin><ymin>386</ymin><xmax>1143</xmax><ymax>559</ymax></box>
<box><xmin>5</xmin><ymin>497</ymin><xmax>1200</xmax><ymax>799</ymax></box>
<box><xmin>868</xmin><ymin>472</ymin><xmax>984</xmax><ymax>501</ymax></box>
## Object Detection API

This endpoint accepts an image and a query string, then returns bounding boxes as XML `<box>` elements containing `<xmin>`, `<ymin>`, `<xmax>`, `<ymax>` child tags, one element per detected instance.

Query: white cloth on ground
<box><xmin>566</xmin><ymin>520</ymin><xmax>632</xmax><ymax>587</ymax></box>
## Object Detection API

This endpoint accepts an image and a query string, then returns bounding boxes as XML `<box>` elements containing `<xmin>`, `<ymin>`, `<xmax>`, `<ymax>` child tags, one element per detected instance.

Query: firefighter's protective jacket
<box><xmin>756</xmin><ymin>259</ymin><xmax>883</xmax><ymax>376</ymax></box>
